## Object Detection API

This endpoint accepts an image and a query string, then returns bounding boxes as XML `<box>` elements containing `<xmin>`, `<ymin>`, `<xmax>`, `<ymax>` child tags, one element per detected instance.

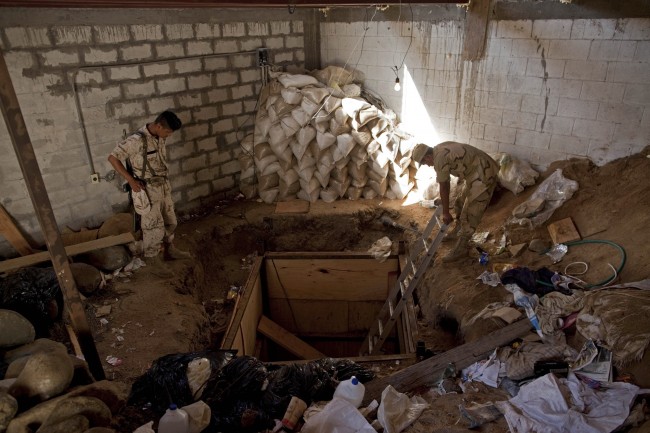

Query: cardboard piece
<box><xmin>548</xmin><ymin>217</ymin><xmax>581</xmax><ymax>245</ymax></box>
<box><xmin>492</xmin><ymin>307</ymin><xmax>523</xmax><ymax>324</ymax></box>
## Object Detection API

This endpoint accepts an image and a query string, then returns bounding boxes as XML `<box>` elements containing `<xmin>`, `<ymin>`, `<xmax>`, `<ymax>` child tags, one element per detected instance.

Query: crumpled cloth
<box><xmin>495</xmin><ymin>373</ymin><xmax>639</xmax><ymax>433</ymax></box>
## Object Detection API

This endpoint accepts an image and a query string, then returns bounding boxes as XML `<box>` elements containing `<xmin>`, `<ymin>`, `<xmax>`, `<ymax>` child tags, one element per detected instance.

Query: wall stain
<box><xmin>536</xmin><ymin>36</ymin><xmax>549</xmax><ymax>131</ymax></box>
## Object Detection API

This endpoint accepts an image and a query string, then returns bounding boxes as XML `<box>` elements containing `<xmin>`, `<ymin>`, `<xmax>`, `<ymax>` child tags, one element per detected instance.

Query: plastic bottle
<box><xmin>511</xmin><ymin>286</ymin><xmax>544</xmax><ymax>339</ymax></box>
<box><xmin>333</xmin><ymin>376</ymin><xmax>365</xmax><ymax>408</ymax></box>
<box><xmin>158</xmin><ymin>403</ymin><xmax>189</xmax><ymax>433</ymax></box>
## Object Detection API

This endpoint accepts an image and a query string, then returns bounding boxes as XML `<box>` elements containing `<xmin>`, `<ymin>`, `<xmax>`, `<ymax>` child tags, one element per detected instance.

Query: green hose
<box><xmin>537</xmin><ymin>239</ymin><xmax>626</xmax><ymax>289</ymax></box>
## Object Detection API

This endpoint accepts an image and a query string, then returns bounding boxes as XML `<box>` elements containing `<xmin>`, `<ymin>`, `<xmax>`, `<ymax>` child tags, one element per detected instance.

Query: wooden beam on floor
<box><xmin>362</xmin><ymin>320</ymin><xmax>532</xmax><ymax>404</ymax></box>
<box><xmin>265</xmin><ymin>352</ymin><xmax>416</xmax><ymax>366</ymax></box>
<box><xmin>0</xmin><ymin>204</ymin><xmax>35</xmax><ymax>256</ymax></box>
<box><xmin>0</xmin><ymin>232</ymin><xmax>134</xmax><ymax>273</ymax></box>
<box><xmin>258</xmin><ymin>315</ymin><xmax>326</xmax><ymax>361</ymax></box>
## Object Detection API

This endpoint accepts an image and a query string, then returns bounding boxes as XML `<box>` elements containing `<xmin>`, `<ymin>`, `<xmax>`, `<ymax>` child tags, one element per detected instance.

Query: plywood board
<box><xmin>348</xmin><ymin>301</ymin><xmax>384</xmax><ymax>334</ymax></box>
<box><xmin>268</xmin><ymin>299</ymin><xmax>350</xmax><ymax>335</ymax></box>
<box><xmin>548</xmin><ymin>217</ymin><xmax>581</xmax><ymax>245</ymax></box>
<box><xmin>265</xmin><ymin>257</ymin><xmax>398</xmax><ymax>301</ymax></box>
<box><xmin>0</xmin><ymin>232</ymin><xmax>134</xmax><ymax>273</ymax></box>
<box><xmin>275</xmin><ymin>200</ymin><xmax>310</xmax><ymax>214</ymax></box>
<box><xmin>258</xmin><ymin>315</ymin><xmax>325</xmax><ymax>360</ymax></box>
<box><xmin>0</xmin><ymin>204</ymin><xmax>34</xmax><ymax>256</ymax></box>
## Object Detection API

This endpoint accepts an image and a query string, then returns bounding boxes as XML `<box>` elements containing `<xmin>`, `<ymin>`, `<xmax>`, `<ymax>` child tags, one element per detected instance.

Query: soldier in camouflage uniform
<box><xmin>414</xmin><ymin>141</ymin><xmax>499</xmax><ymax>262</ymax></box>
<box><xmin>108</xmin><ymin>111</ymin><xmax>191</xmax><ymax>267</ymax></box>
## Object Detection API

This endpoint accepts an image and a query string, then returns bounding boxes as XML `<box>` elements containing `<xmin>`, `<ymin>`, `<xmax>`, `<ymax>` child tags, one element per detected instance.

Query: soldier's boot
<box><xmin>442</xmin><ymin>234</ymin><xmax>471</xmax><ymax>262</ymax></box>
<box><xmin>164</xmin><ymin>243</ymin><xmax>192</xmax><ymax>260</ymax></box>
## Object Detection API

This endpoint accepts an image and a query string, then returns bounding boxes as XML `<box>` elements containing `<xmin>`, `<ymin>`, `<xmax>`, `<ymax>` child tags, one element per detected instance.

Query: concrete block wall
<box><xmin>0</xmin><ymin>8</ymin><xmax>309</xmax><ymax>258</ymax></box>
<box><xmin>321</xmin><ymin>16</ymin><xmax>650</xmax><ymax>168</ymax></box>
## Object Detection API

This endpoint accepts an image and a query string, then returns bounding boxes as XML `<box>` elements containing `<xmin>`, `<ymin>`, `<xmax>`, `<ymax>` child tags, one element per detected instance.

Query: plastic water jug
<box><xmin>158</xmin><ymin>403</ymin><xmax>189</xmax><ymax>433</ymax></box>
<box><xmin>333</xmin><ymin>376</ymin><xmax>365</xmax><ymax>408</ymax></box>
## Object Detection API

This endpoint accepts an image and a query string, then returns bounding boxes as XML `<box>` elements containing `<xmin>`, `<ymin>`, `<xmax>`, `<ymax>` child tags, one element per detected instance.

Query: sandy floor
<box><xmin>89</xmin><ymin>147</ymin><xmax>650</xmax><ymax>432</ymax></box>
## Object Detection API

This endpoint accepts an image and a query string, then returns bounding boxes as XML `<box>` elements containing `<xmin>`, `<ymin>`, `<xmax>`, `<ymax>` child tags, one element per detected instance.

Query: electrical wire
<box><xmin>391</xmin><ymin>2</ymin><xmax>414</xmax><ymax>81</ymax></box>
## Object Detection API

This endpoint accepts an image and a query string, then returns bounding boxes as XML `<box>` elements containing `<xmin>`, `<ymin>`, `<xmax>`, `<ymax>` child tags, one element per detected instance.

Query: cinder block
<box><xmin>213</xmin><ymin>176</ymin><xmax>235</xmax><ymax>191</ymax></box>
<box><xmin>146</xmin><ymin>96</ymin><xmax>176</xmax><ymax>114</ymax></box>
<box><xmin>624</xmin><ymin>84</ymin><xmax>650</xmax><ymax>105</ymax></box>
<box><xmin>613</xmin><ymin>122</ymin><xmax>650</xmax><ymax>145</ymax></box>
<box><xmin>580</xmin><ymin>82</ymin><xmax>625</xmax><ymax>102</ymax></box>
<box><xmin>486</xmin><ymin>37</ymin><xmax>512</xmax><ymax>57</ymax></box>
<box><xmin>143</xmin><ymin>62</ymin><xmax>171</xmax><ymax>77</ymax></box>
<box><xmin>293</xmin><ymin>20</ymin><xmax>304</xmax><ymax>34</ymax></box>
<box><xmin>285</xmin><ymin>35</ymin><xmax>304</xmax><ymax>49</ymax></box>
<box><xmin>597</xmin><ymin>103</ymin><xmax>644</xmax><ymax>124</ymax></box>
<box><xmin>75</xmin><ymin>70</ymin><xmax>103</xmax><ymax>86</ymax></box>
<box><xmin>515</xmin><ymin>129</ymin><xmax>551</xmax><ymax>149</ymax></box>
<box><xmin>41</xmin><ymin>49</ymin><xmax>79</xmax><ymax>67</ymax></box>
<box><xmin>204</xmin><ymin>57</ymin><xmax>228</xmax><ymax>70</ymax></box>
<box><xmin>5</xmin><ymin>27</ymin><xmax>50</xmax><ymax>48</ymax></box>
<box><xmin>78</xmin><ymin>105</ymin><xmax>110</xmax><ymax>125</ymax></box>
<box><xmin>182</xmin><ymin>154</ymin><xmax>207</xmax><ymax>172</ymax></box>
<box><xmin>196</xmin><ymin>138</ymin><xmax>216</xmax><ymax>153</ymax></box>
<box><xmin>587</xmin><ymin>139</ymin><xmax>630</xmax><ymax>166</ymax></box>
<box><xmin>243</xmin><ymin>99</ymin><xmax>258</xmax><ymax>113</ymax></box>
<box><xmin>175</xmin><ymin>59</ymin><xmax>202</xmax><ymax>74</ymax></box>
<box><xmin>615</xmin><ymin>18</ymin><xmax>650</xmax><ymax>40</ymax></box>
<box><xmin>532</xmin><ymin>20</ymin><xmax>571</xmax><ymax>39</ymax></box>
<box><xmin>583</xmin><ymin>19</ymin><xmax>617</xmax><ymax>40</ymax></box>
<box><xmin>526</xmin><ymin>58</ymin><xmax>565</xmax><ymax>78</ymax></box>
<box><xmin>620</xmin><ymin>41</ymin><xmax>637</xmax><ymax>62</ymax></box>
<box><xmin>196</xmin><ymin>166</ymin><xmax>218</xmax><ymax>182</ymax></box>
<box><xmin>188</xmin><ymin>74</ymin><xmax>213</xmax><ymax>90</ymax></box>
<box><xmin>231</xmin><ymin>84</ymin><xmax>253</xmax><ymax>100</ymax></box>
<box><xmin>214</xmin><ymin>39</ymin><xmax>238</xmax><ymax>54</ymax></box>
<box><xmin>207</xmin><ymin>88</ymin><xmax>229</xmax><ymax>103</ymax></box>
<box><xmin>271</xmin><ymin>21</ymin><xmax>291</xmax><ymax>35</ymax></box>
<box><xmin>209</xmin><ymin>149</ymin><xmax>231</xmax><ymax>164</ymax></box>
<box><xmin>79</xmin><ymin>85</ymin><xmax>121</xmax><ymax>108</ymax></box>
<box><xmin>178</xmin><ymin>93</ymin><xmax>203</xmax><ymax>108</ymax></box>
<box><xmin>168</xmin><ymin>142</ymin><xmax>195</xmax><ymax>160</ymax></box>
<box><xmin>107</xmin><ymin>65</ymin><xmax>141</xmax><ymax>81</ymax></box>
<box><xmin>477</xmin><ymin>107</ymin><xmax>503</xmax><ymax>126</ymax></box>
<box><xmin>183</xmin><ymin>123</ymin><xmax>209</xmax><ymax>140</ymax></box>
<box><xmin>488</xmin><ymin>92</ymin><xmax>522</xmax><ymax>111</ymax></box>
<box><xmin>165</xmin><ymin>24</ymin><xmax>194</xmax><ymax>40</ymax></box>
<box><xmin>121</xmin><ymin>44</ymin><xmax>152</xmax><ymax>61</ymax></box>
<box><xmin>112</xmin><ymin>101</ymin><xmax>146</xmax><ymax>119</ymax></box>
<box><xmin>196</xmin><ymin>23</ymin><xmax>220</xmax><ymax>39</ymax></box>
<box><xmin>548</xmin><ymin>40</ymin><xmax>590</xmax><ymax>60</ymax></box>
<box><xmin>216</xmin><ymin>71</ymin><xmax>239</xmax><ymax>86</ymax></box>
<box><xmin>563</xmin><ymin>60</ymin><xmax>607</xmax><ymax>81</ymax></box>
<box><xmin>484</xmin><ymin>124</ymin><xmax>517</xmax><ymax>144</ymax></box>
<box><xmin>223</xmin><ymin>23</ymin><xmax>246</xmax><ymax>38</ymax></box>
<box><xmin>220</xmin><ymin>160</ymin><xmax>240</xmax><ymax>176</ymax></box>
<box><xmin>94</xmin><ymin>25</ymin><xmax>130</xmax><ymax>44</ymax></box>
<box><xmin>557</xmin><ymin>98</ymin><xmax>599</xmax><ymax>119</ymax></box>
<box><xmin>247</xmin><ymin>23</ymin><xmax>269</xmax><ymax>37</ymax></box>
<box><xmin>240</xmin><ymin>38</ymin><xmax>262</xmax><ymax>51</ymax></box>
<box><xmin>186</xmin><ymin>183</ymin><xmax>211</xmax><ymax>201</ymax></box>
<box><xmin>506</xmin><ymin>76</ymin><xmax>543</xmax><ymax>95</ymax></box>
<box><xmin>607</xmin><ymin>62</ymin><xmax>650</xmax><ymax>85</ymax></box>
<box><xmin>221</xmin><ymin>101</ymin><xmax>243</xmax><ymax>116</ymax></box>
<box><xmin>572</xmin><ymin>119</ymin><xmax>614</xmax><ymax>139</ymax></box>
<box><xmin>496</xmin><ymin>20</ymin><xmax>532</xmax><ymax>39</ymax></box>
<box><xmin>83</xmin><ymin>47</ymin><xmax>118</xmax><ymax>64</ymax></box>
<box><xmin>16</xmin><ymin>92</ymin><xmax>48</xmax><ymax>115</ymax></box>
<box><xmin>502</xmin><ymin>110</ymin><xmax>537</xmax><ymax>130</ymax></box>
<box><xmin>187</xmin><ymin>41</ymin><xmax>213</xmax><ymax>56</ymax></box>
<box><xmin>131</xmin><ymin>24</ymin><xmax>163</xmax><ymax>41</ymax></box>
<box><xmin>570</xmin><ymin>20</ymin><xmax>586</xmax><ymax>39</ymax></box>
<box><xmin>157</xmin><ymin>77</ymin><xmax>186</xmax><ymax>95</ymax></box>
<box><xmin>545</xmin><ymin>78</ymin><xmax>582</xmax><ymax>98</ymax></box>
<box><xmin>264</xmin><ymin>36</ymin><xmax>284</xmax><ymax>50</ymax></box>
<box><xmin>538</xmin><ymin>115</ymin><xmax>574</xmax><ymax>135</ymax></box>
<box><xmin>155</xmin><ymin>43</ymin><xmax>185</xmax><ymax>59</ymax></box>
<box><xmin>212</xmin><ymin>118</ymin><xmax>233</xmax><ymax>133</ymax></box>
<box><xmin>510</xmin><ymin>38</ymin><xmax>546</xmax><ymax>58</ymax></box>
<box><xmin>123</xmin><ymin>81</ymin><xmax>155</xmax><ymax>99</ymax></box>
<box><xmin>232</xmin><ymin>54</ymin><xmax>254</xmax><ymax>68</ymax></box>
<box><xmin>589</xmin><ymin>41</ymin><xmax>621</xmax><ymax>61</ymax></box>
<box><xmin>549</xmin><ymin>134</ymin><xmax>589</xmax><ymax>156</ymax></box>
<box><xmin>54</xmin><ymin>26</ymin><xmax>92</xmax><ymax>45</ymax></box>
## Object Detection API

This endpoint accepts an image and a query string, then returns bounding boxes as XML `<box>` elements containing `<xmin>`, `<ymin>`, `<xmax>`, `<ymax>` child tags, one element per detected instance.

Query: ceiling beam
<box><xmin>0</xmin><ymin>0</ymin><xmax>467</xmax><ymax>7</ymax></box>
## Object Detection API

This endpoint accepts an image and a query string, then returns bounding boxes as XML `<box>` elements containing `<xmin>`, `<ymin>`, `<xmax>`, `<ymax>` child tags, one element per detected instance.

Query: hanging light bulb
<box><xmin>394</xmin><ymin>77</ymin><xmax>401</xmax><ymax>92</ymax></box>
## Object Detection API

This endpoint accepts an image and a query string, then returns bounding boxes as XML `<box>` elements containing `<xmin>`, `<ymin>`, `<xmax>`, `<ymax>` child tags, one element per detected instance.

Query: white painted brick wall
<box><xmin>123</xmin><ymin>81</ymin><xmax>156</xmax><ymax>99</ymax></box>
<box><xmin>5</xmin><ymin>27</ymin><xmax>50</xmax><ymax>48</ymax></box>
<box><xmin>196</xmin><ymin>24</ymin><xmax>220</xmax><ymax>39</ymax></box>
<box><xmin>156</xmin><ymin>77</ymin><xmax>186</xmax><ymax>94</ymax></box>
<box><xmin>54</xmin><ymin>26</ymin><xmax>92</xmax><ymax>45</ymax></box>
<box><xmin>223</xmin><ymin>23</ymin><xmax>246</xmax><ymax>38</ymax></box>
<box><xmin>187</xmin><ymin>41</ymin><xmax>213</xmax><ymax>56</ymax></box>
<box><xmin>165</xmin><ymin>24</ymin><xmax>194</xmax><ymax>40</ymax></box>
<box><xmin>83</xmin><ymin>47</ymin><xmax>118</xmax><ymax>64</ymax></box>
<box><xmin>121</xmin><ymin>44</ymin><xmax>152</xmax><ymax>61</ymax></box>
<box><xmin>143</xmin><ymin>63</ymin><xmax>171</xmax><ymax>77</ymax></box>
<box><xmin>131</xmin><ymin>24</ymin><xmax>163</xmax><ymax>41</ymax></box>
<box><xmin>94</xmin><ymin>25</ymin><xmax>130</xmax><ymax>44</ymax></box>
<box><xmin>214</xmin><ymin>40</ymin><xmax>238</xmax><ymax>54</ymax></box>
<box><xmin>107</xmin><ymin>65</ymin><xmax>141</xmax><ymax>81</ymax></box>
<box><xmin>155</xmin><ymin>43</ymin><xmax>185</xmax><ymax>58</ymax></box>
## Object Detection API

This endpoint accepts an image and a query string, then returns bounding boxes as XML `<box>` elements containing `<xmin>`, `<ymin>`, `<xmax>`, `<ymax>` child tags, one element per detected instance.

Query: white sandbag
<box><xmin>238</xmin><ymin>152</ymin><xmax>254</xmax><ymax>171</ymax></box>
<box><xmin>311</xmin><ymin>112</ymin><xmax>331</xmax><ymax>133</ymax></box>
<box><xmin>291</xmin><ymin>107</ymin><xmax>311</xmax><ymax>127</ymax></box>
<box><xmin>330</xmin><ymin>166</ymin><xmax>349</xmax><ymax>183</ymax></box>
<box><xmin>357</xmin><ymin>105</ymin><xmax>380</xmax><ymax>128</ymax></box>
<box><xmin>343</xmin><ymin>83</ymin><xmax>361</xmax><ymax>97</ymax></box>
<box><xmin>320</xmin><ymin>188</ymin><xmax>339</xmax><ymax>203</ymax></box>
<box><xmin>267</xmin><ymin>105</ymin><xmax>279</xmax><ymax>123</ymax></box>
<box><xmin>280</xmin><ymin>168</ymin><xmax>300</xmax><ymax>186</ymax></box>
<box><xmin>314</xmin><ymin>170</ymin><xmax>330</xmax><ymax>188</ymax></box>
<box><xmin>265</xmin><ymin>94</ymin><xmax>279</xmax><ymax>110</ymax></box>
<box><xmin>380</xmin><ymin>135</ymin><xmax>400</xmax><ymax>162</ymax></box>
<box><xmin>259</xmin><ymin>187</ymin><xmax>279</xmax><ymax>203</ymax></box>
<box><xmin>323</xmin><ymin>95</ymin><xmax>342</xmax><ymax>114</ymax></box>
<box><xmin>350</xmin><ymin>146</ymin><xmax>368</xmax><ymax>166</ymax></box>
<box><xmin>316</xmin><ymin>131</ymin><xmax>336</xmax><ymax>150</ymax></box>
<box><xmin>390</xmin><ymin>160</ymin><xmax>409</xmax><ymax>177</ymax></box>
<box><xmin>367</xmin><ymin>168</ymin><xmax>386</xmax><ymax>183</ymax></box>
<box><xmin>497</xmin><ymin>153</ymin><xmax>539</xmax><ymax>195</ymax></box>
<box><xmin>297</xmin><ymin>187</ymin><xmax>320</xmax><ymax>203</ymax></box>
<box><xmin>301</xmin><ymin>97</ymin><xmax>320</xmax><ymax>117</ymax></box>
<box><xmin>289</xmin><ymin>138</ymin><xmax>310</xmax><ymax>161</ymax></box>
<box><xmin>302</xmin><ymin>86</ymin><xmax>330</xmax><ymax>104</ymax></box>
<box><xmin>330</xmin><ymin>117</ymin><xmax>351</xmax><ymax>135</ymax></box>
<box><xmin>351</xmin><ymin>128</ymin><xmax>373</xmax><ymax>147</ymax></box>
<box><xmin>255</xmin><ymin>154</ymin><xmax>277</xmax><ymax>174</ymax></box>
<box><xmin>280</xmin><ymin>116</ymin><xmax>301</xmax><ymax>139</ymax></box>
<box><xmin>336</xmin><ymin>134</ymin><xmax>355</xmax><ymax>158</ymax></box>
<box><xmin>316</xmin><ymin>148</ymin><xmax>335</xmax><ymax>175</ymax></box>
<box><xmin>274</xmin><ymin>97</ymin><xmax>294</xmax><ymax>118</ymax></box>
<box><xmin>332</xmin><ymin>145</ymin><xmax>345</xmax><ymax>163</ymax></box>
<box><xmin>299</xmin><ymin>176</ymin><xmax>320</xmax><ymax>194</ymax></box>
<box><xmin>362</xmin><ymin>186</ymin><xmax>378</xmax><ymax>199</ymax></box>
<box><xmin>278</xmin><ymin>73</ymin><xmax>319</xmax><ymax>88</ymax></box>
<box><xmin>334</xmin><ymin>106</ymin><xmax>349</xmax><ymax>126</ymax></box>
<box><xmin>389</xmin><ymin>178</ymin><xmax>414</xmax><ymax>199</ymax></box>
<box><xmin>254</xmin><ymin>142</ymin><xmax>274</xmax><ymax>160</ymax></box>
<box><xmin>349</xmin><ymin>162</ymin><xmax>367</xmax><ymax>181</ymax></box>
<box><xmin>261</xmin><ymin>161</ymin><xmax>281</xmax><ymax>176</ymax></box>
<box><xmin>335</xmin><ymin>155</ymin><xmax>350</xmax><ymax>170</ymax></box>
<box><xmin>368</xmin><ymin>116</ymin><xmax>390</xmax><ymax>139</ymax></box>
<box><xmin>241</xmin><ymin>133</ymin><xmax>254</xmax><ymax>152</ymax></box>
<box><xmin>345</xmin><ymin>186</ymin><xmax>363</xmax><ymax>200</ymax></box>
<box><xmin>275</xmin><ymin>144</ymin><xmax>293</xmax><ymax>165</ymax></box>
<box><xmin>329</xmin><ymin>178</ymin><xmax>351</xmax><ymax>197</ymax></box>
<box><xmin>258</xmin><ymin>172</ymin><xmax>279</xmax><ymax>190</ymax></box>
<box><xmin>368</xmin><ymin>178</ymin><xmax>388</xmax><ymax>196</ymax></box>
<box><xmin>268</xmin><ymin>123</ymin><xmax>287</xmax><ymax>147</ymax></box>
<box><xmin>342</xmin><ymin>97</ymin><xmax>371</xmax><ymax>119</ymax></box>
<box><xmin>269</xmin><ymin>136</ymin><xmax>290</xmax><ymax>157</ymax></box>
<box><xmin>311</xmin><ymin>65</ymin><xmax>361</xmax><ymax>88</ymax></box>
<box><xmin>240</xmin><ymin>177</ymin><xmax>257</xmax><ymax>199</ymax></box>
<box><xmin>281</xmin><ymin>87</ymin><xmax>303</xmax><ymax>105</ymax></box>
<box><xmin>240</xmin><ymin>165</ymin><xmax>255</xmax><ymax>179</ymax></box>
<box><xmin>296</xmin><ymin>125</ymin><xmax>316</xmax><ymax>148</ymax></box>
<box><xmin>297</xmin><ymin>165</ymin><xmax>316</xmax><ymax>181</ymax></box>
<box><xmin>254</xmin><ymin>116</ymin><xmax>272</xmax><ymax>144</ymax></box>
<box><xmin>372</xmin><ymin>152</ymin><xmax>390</xmax><ymax>170</ymax></box>
<box><xmin>296</xmin><ymin>152</ymin><xmax>316</xmax><ymax>171</ymax></box>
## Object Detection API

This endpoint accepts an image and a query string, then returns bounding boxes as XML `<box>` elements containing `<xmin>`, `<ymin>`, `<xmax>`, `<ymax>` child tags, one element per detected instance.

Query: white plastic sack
<box><xmin>336</xmin><ymin>134</ymin><xmax>355</xmax><ymax>159</ymax></box>
<box><xmin>291</xmin><ymin>107</ymin><xmax>311</xmax><ymax>127</ymax></box>
<box><xmin>498</xmin><ymin>153</ymin><xmax>539</xmax><ymax>195</ymax></box>
<box><xmin>274</xmin><ymin>97</ymin><xmax>294</xmax><ymax>118</ymax></box>
<box><xmin>312</xmin><ymin>112</ymin><xmax>331</xmax><ymax>133</ymax></box>
<box><xmin>314</xmin><ymin>171</ymin><xmax>331</xmax><ymax>188</ymax></box>
<box><xmin>301</xmin><ymin>97</ymin><xmax>320</xmax><ymax>117</ymax></box>
<box><xmin>268</xmin><ymin>123</ymin><xmax>287</xmax><ymax>147</ymax></box>
<box><xmin>298</xmin><ymin>187</ymin><xmax>320</xmax><ymax>203</ymax></box>
<box><xmin>290</xmin><ymin>137</ymin><xmax>310</xmax><ymax>161</ymax></box>
<box><xmin>296</xmin><ymin>125</ymin><xmax>316</xmax><ymax>148</ymax></box>
<box><xmin>323</xmin><ymin>95</ymin><xmax>342</xmax><ymax>113</ymax></box>
<box><xmin>281</xmin><ymin>87</ymin><xmax>303</xmax><ymax>105</ymax></box>
<box><xmin>377</xmin><ymin>385</ymin><xmax>429</xmax><ymax>433</ymax></box>
<box><xmin>301</xmin><ymin>398</ymin><xmax>375</xmax><ymax>433</ymax></box>
<box><xmin>297</xmin><ymin>165</ymin><xmax>316</xmax><ymax>181</ymax></box>
<box><xmin>345</xmin><ymin>186</ymin><xmax>363</xmax><ymax>200</ymax></box>
<box><xmin>280</xmin><ymin>116</ymin><xmax>301</xmax><ymax>138</ymax></box>
<box><xmin>302</xmin><ymin>86</ymin><xmax>330</xmax><ymax>104</ymax></box>
<box><xmin>515</xmin><ymin>169</ymin><xmax>578</xmax><ymax>227</ymax></box>
<box><xmin>256</xmin><ymin>154</ymin><xmax>277</xmax><ymax>174</ymax></box>
<box><xmin>254</xmin><ymin>115</ymin><xmax>272</xmax><ymax>144</ymax></box>
<box><xmin>362</xmin><ymin>186</ymin><xmax>378</xmax><ymax>199</ymax></box>
<box><xmin>254</xmin><ymin>142</ymin><xmax>274</xmax><ymax>160</ymax></box>
<box><xmin>316</xmin><ymin>131</ymin><xmax>336</xmax><ymax>150</ymax></box>
<box><xmin>320</xmin><ymin>188</ymin><xmax>339</xmax><ymax>203</ymax></box>
<box><xmin>342</xmin><ymin>97</ymin><xmax>371</xmax><ymax>119</ymax></box>
<box><xmin>278</xmin><ymin>73</ymin><xmax>319</xmax><ymax>88</ymax></box>
<box><xmin>368</xmin><ymin>236</ymin><xmax>392</xmax><ymax>262</ymax></box>
<box><xmin>259</xmin><ymin>187</ymin><xmax>279</xmax><ymax>203</ymax></box>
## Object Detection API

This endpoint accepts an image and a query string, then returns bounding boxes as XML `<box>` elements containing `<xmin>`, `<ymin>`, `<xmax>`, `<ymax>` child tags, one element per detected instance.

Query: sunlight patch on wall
<box><xmin>400</xmin><ymin>65</ymin><xmax>440</xmax><ymax>147</ymax></box>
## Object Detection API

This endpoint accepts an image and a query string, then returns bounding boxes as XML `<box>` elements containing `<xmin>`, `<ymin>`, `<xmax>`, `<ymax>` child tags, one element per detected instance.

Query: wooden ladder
<box><xmin>359</xmin><ymin>205</ymin><xmax>447</xmax><ymax>356</ymax></box>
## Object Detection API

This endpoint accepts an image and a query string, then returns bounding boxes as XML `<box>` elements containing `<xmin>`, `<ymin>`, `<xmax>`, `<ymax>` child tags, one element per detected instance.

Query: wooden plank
<box><xmin>221</xmin><ymin>256</ymin><xmax>263</xmax><ymax>350</ymax></box>
<box><xmin>548</xmin><ymin>217</ymin><xmax>581</xmax><ymax>245</ymax></box>
<box><xmin>275</xmin><ymin>200</ymin><xmax>310</xmax><ymax>214</ymax></box>
<box><xmin>0</xmin><ymin>232</ymin><xmax>134</xmax><ymax>273</ymax></box>
<box><xmin>348</xmin><ymin>301</ymin><xmax>384</xmax><ymax>334</ymax></box>
<box><xmin>258</xmin><ymin>315</ymin><xmax>326</xmax><ymax>360</ymax></box>
<box><xmin>65</xmin><ymin>324</ymin><xmax>84</xmax><ymax>358</ymax></box>
<box><xmin>61</xmin><ymin>228</ymin><xmax>99</xmax><ymax>246</ymax></box>
<box><xmin>269</xmin><ymin>299</ymin><xmax>350</xmax><ymax>335</ymax></box>
<box><xmin>266</xmin><ymin>352</ymin><xmax>417</xmax><ymax>366</ymax></box>
<box><xmin>265</xmin><ymin>257</ymin><xmax>398</xmax><ymax>301</ymax></box>
<box><xmin>462</xmin><ymin>0</ymin><xmax>490</xmax><ymax>61</ymax></box>
<box><xmin>0</xmin><ymin>204</ymin><xmax>34</xmax><ymax>256</ymax></box>
<box><xmin>362</xmin><ymin>320</ymin><xmax>532</xmax><ymax>404</ymax></box>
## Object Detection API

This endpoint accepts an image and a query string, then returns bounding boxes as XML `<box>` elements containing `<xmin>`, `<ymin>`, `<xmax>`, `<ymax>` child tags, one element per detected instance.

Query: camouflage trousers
<box><xmin>454</xmin><ymin>176</ymin><xmax>497</xmax><ymax>237</ymax></box>
<box><xmin>141</xmin><ymin>179</ymin><xmax>177</xmax><ymax>257</ymax></box>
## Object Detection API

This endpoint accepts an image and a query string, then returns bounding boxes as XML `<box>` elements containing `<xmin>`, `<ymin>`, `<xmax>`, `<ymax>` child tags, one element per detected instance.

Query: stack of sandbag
<box><xmin>240</xmin><ymin>68</ymin><xmax>422</xmax><ymax>203</ymax></box>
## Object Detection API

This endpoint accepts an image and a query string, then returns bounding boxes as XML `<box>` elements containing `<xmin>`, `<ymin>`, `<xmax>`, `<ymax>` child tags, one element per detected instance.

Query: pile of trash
<box><xmin>238</xmin><ymin>66</ymin><xmax>435</xmax><ymax>204</ymax></box>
